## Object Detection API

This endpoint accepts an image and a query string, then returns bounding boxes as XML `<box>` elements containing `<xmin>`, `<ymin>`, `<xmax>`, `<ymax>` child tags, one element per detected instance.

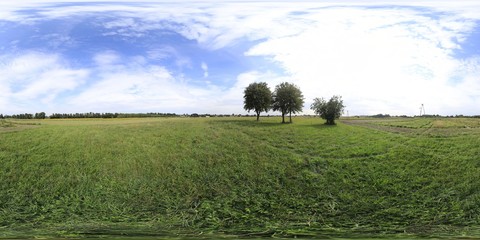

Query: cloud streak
<box><xmin>201</xmin><ymin>62</ymin><xmax>208</xmax><ymax>78</ymax></box>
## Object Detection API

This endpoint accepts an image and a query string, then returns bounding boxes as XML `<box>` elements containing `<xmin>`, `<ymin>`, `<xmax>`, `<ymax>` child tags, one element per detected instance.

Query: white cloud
<box><xmin>201</xmin><ymin>62</ymin><xmax>208</xmax><ymax>78</ymax></box>
<box><xmin>146</xmin><ymin>46</ymin><xmax>192</xmax><ymax>70</ymax></box>
<box><xmin>1</xmin><ymin>1</ymin><xmax>480</xmax><ymax>115</ymax></box>
<box><xmin>81</xmin><ymin>2</ymin><xmax>478</xmax><ymax>115</ymax></box>
<box><xmin>68</xmin><ymin>60</ymin><xmax>226</xmax><ymax>114</ymax></box>
<box><xmin>93</xmin><ymin>51</ymin><xmax>121</xmax><ymax>66</ymax></box>
<box><xmin>68</xmin><ymin>67</ymin><xmax>179</xmax><ymax>111</ymax></box>
<box><xmin>0</xmin><ymin>52</ymin><xmax>89</xmax><ymax>113</ymax></box>
<box><xmin>147</xmin><ymin>46</ymin><xmax>176</xmax><ymax>60</ymax></box>
<box><xmin>15</xmin><ymin>68</ymin><xmax>88</xmax><ymax>101</ymax></box>
<box><xmin>244</xmin><ymin>6</ymin><xmax>480</xmax><ymax>115</ymax></box>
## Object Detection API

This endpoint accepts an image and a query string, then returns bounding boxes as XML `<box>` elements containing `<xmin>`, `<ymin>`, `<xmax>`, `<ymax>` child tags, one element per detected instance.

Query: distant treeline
<box><xmin>2</xmin><ymin>112</ymin><xmax>480</xmax><ymax>120</ymax></box>
<box><xmin>49</xmin><ymin>112</ymin><xmax>178</xmax><ymax>119</ymax></box>
<box><xmin>0</xmin><ymin>112</ymin><xmax>46</xmax><ymax>119</ymax></box>
<box><xmin>0</xmin><ymin>112</ymin><xmax>259</xmax><ymax>119</ymax></box>
<box><xmin>368</xmin><ymin>114</ymin><xmax>480</xmax><ymax>118</ymax></box>
<box><xmin>0</xmin><ymin>112</ymin><xmax>177</xmax><ymax>119</ymax></box>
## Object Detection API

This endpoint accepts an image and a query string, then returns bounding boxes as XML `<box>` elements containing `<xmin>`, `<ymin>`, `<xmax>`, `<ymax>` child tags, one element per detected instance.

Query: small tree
<box><xmin>243</xmin><ymin>82</ymin><xmax>272</xmax><ymax>121</ymax></box>
<box><xmin>272</xmin><ymin>82</ymin><xmax>304</xmax><ymax>123</ymax></box>
<box><xmin>311</xmin><ymin>95</ymin><xmax>345</xmax><ymax>125</ymax></box>
<box><xmin>35</xmin><ymin>112</ymin><xmax>46</xmax><ymax>119</ymax></box>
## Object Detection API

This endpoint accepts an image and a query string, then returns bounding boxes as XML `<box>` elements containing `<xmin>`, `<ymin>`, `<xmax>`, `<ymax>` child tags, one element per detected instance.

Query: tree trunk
<box><xmin>281</xmin><ymin>112</ymin><xmax>285</xmax><ymax>123</ymax></box>
<box><xmin>326</xmin><ymin>118</ymin><xmax>335</xmax><ymax>125</ymax></box>
<box><xmin>289</xmin><ymin>111</ymin><xmax>292</xmax><ymax>123</ymax></box>
<box><xmin>256</xmin><ymin>111</ymin><xmax>260</xmax><ymax>121</ymax></box>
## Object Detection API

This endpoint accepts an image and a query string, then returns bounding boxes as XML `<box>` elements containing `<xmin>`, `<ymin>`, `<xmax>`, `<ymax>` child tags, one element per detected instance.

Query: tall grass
<box><xmin>1</xmin><ymin>117</ymin><xmax>479</xmax><ymax>237</ymax></box>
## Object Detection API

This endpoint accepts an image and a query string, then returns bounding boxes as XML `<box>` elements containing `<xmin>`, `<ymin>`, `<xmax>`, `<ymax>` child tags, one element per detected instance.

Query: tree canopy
<box><xmin>272</xmin><ymin>82</ymin><xmax>304</xmax><ymax>123</ymax></box>
<box><xmin>243</xmin><ymin>82</ymin><xmax>273</xmax><ymax>121</ymax></box>
<box><xmin>311</xmin><ymin>95</ymin><xmax>345</xmax><ymax>125</ymax></box>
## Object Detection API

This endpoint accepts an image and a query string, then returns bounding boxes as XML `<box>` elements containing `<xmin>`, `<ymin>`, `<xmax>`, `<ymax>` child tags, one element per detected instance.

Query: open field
<box><xmin>1</xmin><ymin>117</ymin><xmax>480</xmax><ymax>238</ymax></box>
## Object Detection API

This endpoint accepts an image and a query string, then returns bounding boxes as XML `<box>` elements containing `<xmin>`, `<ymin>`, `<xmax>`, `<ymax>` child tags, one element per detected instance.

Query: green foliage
<box><xmin>34</xmin><ymin>112</ymin><xmax>46</xmax><ymax>119</ymax></box>
<box><xmin>311</xmin><ymin>95</ymin><xmax>345</xmax><ymax>125</ymax></box>
<box><xmin>49</xmin><ymin>112</ymin><xmax>177</xmax><ymax>119</ymax></box>
<box><xmin>0</xmin><ymin>117</ymin><xmax>480</xmax><ymax>238</ymax></box>
<box><xmin>243</xmin><ymin>82</ymin><xmax>272</xmax><ymax>121</ymax></box>
<box><xmin>8</xmin><ymin>113</ymin><xmax>34</xmax><ymax>119</ymax></box>
<box><xmin>272</xmin><ymin>82</ymin><xmax>304</xmax><ymax>123</ymax></box>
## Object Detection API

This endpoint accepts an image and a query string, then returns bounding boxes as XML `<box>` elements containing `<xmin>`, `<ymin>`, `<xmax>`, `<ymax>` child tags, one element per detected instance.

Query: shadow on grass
<box><xmin>211</xmin><ymin>118</ymin><xmax>339</xmax><ymax>130</ymax></box>
<box><xmin>211</xmin><ymin>119</ymin><xmax>283</xmax><ymax>128</ymax></box>
<box><xmin>300</xmin><ymin>123</ymin><xmax>339</xmax><ymax>130</ymax></box>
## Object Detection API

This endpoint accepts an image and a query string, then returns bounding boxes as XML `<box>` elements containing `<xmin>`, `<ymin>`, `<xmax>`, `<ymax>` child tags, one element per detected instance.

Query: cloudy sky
<box><xmin>1</xmin><ymin>1</ymin><xmax>479</xmax><ymax>116</ymax></box>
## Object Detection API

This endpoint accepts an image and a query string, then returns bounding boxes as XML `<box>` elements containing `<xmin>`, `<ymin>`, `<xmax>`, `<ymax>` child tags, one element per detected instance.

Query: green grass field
<box><xmin>1</xmin><ymin>117</ymin><xmax>479</xmax><ymax>238</ymax></box>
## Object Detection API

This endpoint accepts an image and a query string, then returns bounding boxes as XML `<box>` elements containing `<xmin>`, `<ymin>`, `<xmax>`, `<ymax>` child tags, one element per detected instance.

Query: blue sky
<box><xmin>1</xmin><ymin>1</ymin><xmax>479</xmax><ymax>116</ymax></box>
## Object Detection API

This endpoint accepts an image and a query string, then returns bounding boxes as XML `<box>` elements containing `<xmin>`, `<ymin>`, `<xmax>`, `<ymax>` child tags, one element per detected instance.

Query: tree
<box><xmin>310</xmin><ymin>95</ymin><xmax>345</xmax><ymax>125</ymax></box>
<box><xmin>35</xmin><ymin>112</ymin><xmax>46</xmax><ymax>119</ymax></box>
<box><xmin>243</xmin><ymin>82</ymin><xmax>273</xmax><ymax>121</ymax></box>
<box><xmin>272</xmin><ymin>82</ymin><xmax>304</xmax><ymax>123</ymax></box>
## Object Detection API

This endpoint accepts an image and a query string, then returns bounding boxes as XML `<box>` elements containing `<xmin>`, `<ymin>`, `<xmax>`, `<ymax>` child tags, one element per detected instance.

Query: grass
<box><xmin>0</xmin><ymin>117</ymin><xmax>479</xmax><ymax>238</ymax></box>
<box><xmin>0</xmin><ymin>119</ymin><xmax>14</xmax><ymax>128</ymax></box>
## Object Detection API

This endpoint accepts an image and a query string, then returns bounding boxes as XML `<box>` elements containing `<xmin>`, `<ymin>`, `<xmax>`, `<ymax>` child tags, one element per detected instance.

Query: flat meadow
<box><xmin>1</xmin><ymin>117</ymin><xmax>479</xmax><ymax>238</ymax></box>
